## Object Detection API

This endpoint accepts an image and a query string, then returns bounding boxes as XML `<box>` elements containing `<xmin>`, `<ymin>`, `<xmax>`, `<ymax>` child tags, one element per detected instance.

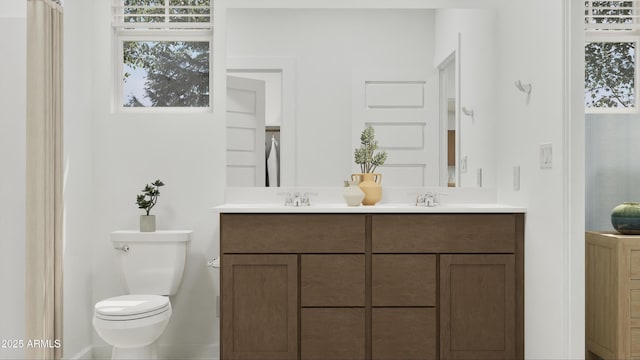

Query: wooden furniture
<box><xmin>586</xmin><ymin>231</ymin><xmax>640</xmax><ymax>360</ymax></box>
<box><xmin>221</xmin><ymin>213</ymin><xmax>524</xmax><ymax>360</ymax></box>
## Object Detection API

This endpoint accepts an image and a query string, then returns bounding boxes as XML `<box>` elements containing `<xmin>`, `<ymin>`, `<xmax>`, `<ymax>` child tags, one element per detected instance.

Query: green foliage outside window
<box><xmin>120</xmin><ymin>0</ymin><xmax>211</xmax><ymax>108</ymax></box>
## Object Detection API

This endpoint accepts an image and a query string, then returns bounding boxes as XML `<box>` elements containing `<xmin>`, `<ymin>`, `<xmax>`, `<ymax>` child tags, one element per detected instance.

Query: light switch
<box><xmin>540</xmin><ymin>143</ymin><xmax>552</xmax><ymax>169</ymax></box>
<box><xmin>460</xmin><ymin>155</ymin><xmax>468</xmax><ymax>173</ymax></box>
<box><xmin>513</xmin><ymin>166</ymin><xmax>520</xmax><ymax>191</ymax></box>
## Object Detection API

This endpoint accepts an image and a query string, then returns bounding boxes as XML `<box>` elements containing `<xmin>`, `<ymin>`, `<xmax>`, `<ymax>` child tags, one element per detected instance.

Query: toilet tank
<box><xmin>111</xmin><ymin>230</ymin><xmax>191</xmax><ymax>295</ymax></box>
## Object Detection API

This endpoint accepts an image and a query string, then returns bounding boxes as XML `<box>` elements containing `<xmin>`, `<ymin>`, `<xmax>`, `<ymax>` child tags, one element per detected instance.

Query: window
<box><xmin>112</xmin><ymin>0</ymin><xmax>212</xmax><ymax>110</ymax></box>
<box><xmin>585</xmin><ymin>1</ymin><xmax>640</xmax><ymax>112</ymax></box>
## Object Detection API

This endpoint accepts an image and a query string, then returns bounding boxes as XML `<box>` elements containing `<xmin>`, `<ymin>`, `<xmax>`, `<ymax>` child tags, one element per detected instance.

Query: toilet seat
<box><xmin>95</xmin><ymin>295</ymin><xmax>170</xmax><ymax>321</ymax></box>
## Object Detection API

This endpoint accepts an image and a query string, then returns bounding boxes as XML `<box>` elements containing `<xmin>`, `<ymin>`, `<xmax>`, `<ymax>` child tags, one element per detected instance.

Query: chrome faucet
<box><xmin>283</xmin><ymin>192</ymin><xmax>311</xmax><ymax>207</ymax></box>
<box><xmin>416</xmin><ymin>192</ymin><xmax>444</xmax><ymax>207</ymax></box>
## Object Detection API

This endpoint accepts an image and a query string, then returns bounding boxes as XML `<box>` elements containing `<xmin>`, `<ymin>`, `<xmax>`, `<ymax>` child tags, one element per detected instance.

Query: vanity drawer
<box><xmin>301</xmin><ymin>308</ymin><xmax>365</xmax><ymax>360</ymax></box>
<box><xmin>221</xmin><ymin>214</ymin><xmax>365</xmax><ymax>253</ymax></box>
<box><xmin>372</xmin><ymin>214</ymin><xmax>516</xmax><ymax>253</ymax></box>
<box><xmin>372</xmin><ymin>308</ymin><xmax>436</xmax><ymax>360</ymax></box>
<box><xmin>372</xmin><ymin>255</ymin><xmax>436</xmax><ymax>306</ymax></box>
<box><xmin>302</xmin><ymin>255</ymin><xmax>365</xmax><ymax>307</ymax></box>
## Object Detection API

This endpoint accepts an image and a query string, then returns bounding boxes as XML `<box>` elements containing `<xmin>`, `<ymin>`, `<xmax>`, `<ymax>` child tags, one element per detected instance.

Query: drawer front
<box><xmin>222</xmin><ymin>214</ymin><xmax>365</xmax><ymax>253</ymax></box>
<box><xmin>302</xmin><ymin>255</ymin><xmax>365</xmax><ymax>307</ymax></box>
<box><xmin>372</xmin><ymin>214</ymin><xmax>516</xmax><ymax>253</ymax></box>
<box><xmin>373</xmin><ymin>254</ymin><xmax>436</xmax><ymax>306</ymax></box>
<box><xmin>372</xmin><ymin>308</ymin><xmax>436</xmax><ymax>360</ymax></box>
<box><xmin>301</xmin><ymin>308</ymin><xmax>365</xmax><ymax>360</ymax></box>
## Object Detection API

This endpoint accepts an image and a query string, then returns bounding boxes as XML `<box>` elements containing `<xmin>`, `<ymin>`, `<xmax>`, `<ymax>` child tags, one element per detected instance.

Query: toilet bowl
<box><xmin>93</xmin><ymin>295</ymin><xmax>172</xmax><ymax>359</ymax></box>
<box><xmin>93</xmin><ymin>231</ymin><xmax>191</xmax><ymax>360</ymax></box>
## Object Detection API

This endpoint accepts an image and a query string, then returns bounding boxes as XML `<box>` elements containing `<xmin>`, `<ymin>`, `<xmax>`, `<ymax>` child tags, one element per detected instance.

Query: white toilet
<box><xmin>93</xmin><ymin>230</ymin><xmax>191</xmax><ymax>360</ymax></box>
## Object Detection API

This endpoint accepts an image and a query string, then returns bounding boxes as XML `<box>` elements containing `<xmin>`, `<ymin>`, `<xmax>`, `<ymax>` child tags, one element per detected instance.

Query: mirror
<box><xmin>225</xmin><ymin>8</ymin><xmax>497</xmax><ymax>188</ymax></box>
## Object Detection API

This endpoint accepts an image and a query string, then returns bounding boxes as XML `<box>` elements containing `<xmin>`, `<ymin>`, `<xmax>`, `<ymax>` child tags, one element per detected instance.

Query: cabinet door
<box><xmin>440</xmin><ymin>255</ymin><xmax>515</xmax><ymax>360</ymax></box>
<box><xmin>222</xmin><ymin>255</ymin><xmax>297</xmax><ymax>360</ymax></box>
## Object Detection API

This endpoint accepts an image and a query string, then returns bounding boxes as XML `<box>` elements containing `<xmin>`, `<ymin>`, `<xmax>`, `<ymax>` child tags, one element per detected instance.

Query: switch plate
<box><xmin>460</xmin><ymin>155</ymin><xmax>468</xmax><ymax>173</ymax></box>
<box><xmin>513</xmin><ymin>166</ymin><xmax>520</xmax><ymax>191</ymax></box>
<box><xmin>540</xmin><ymin>143</ymin><xmax>552</xmax><ymax>169</ymax></box>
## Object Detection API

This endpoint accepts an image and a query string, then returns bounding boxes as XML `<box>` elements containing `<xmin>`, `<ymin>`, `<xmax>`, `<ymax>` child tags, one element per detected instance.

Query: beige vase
<box><xmin>352</xmin><ymin>173</ymin><xmax>382</xmax><ymax>205</ymax></box>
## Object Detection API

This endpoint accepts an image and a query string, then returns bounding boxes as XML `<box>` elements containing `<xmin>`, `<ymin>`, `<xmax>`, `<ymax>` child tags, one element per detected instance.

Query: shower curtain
<box><xmin>26</xmin><ymin>0</ymin><xmax>64</xmax><ymax>359</ymax></box>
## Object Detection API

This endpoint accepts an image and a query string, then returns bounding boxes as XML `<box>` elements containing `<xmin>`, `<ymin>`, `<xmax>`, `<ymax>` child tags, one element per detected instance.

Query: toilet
<box><xmin>93</xmin><ymin>230</ymin><xmax>191</xmax><ymax>360</ymax></box>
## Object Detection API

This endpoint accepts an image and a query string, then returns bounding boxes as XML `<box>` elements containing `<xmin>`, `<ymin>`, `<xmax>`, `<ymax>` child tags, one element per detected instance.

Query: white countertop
<box><xmin>214</xmin><ymin>203</ymin><xmax>526</xmax><ymax>213</ymax></box>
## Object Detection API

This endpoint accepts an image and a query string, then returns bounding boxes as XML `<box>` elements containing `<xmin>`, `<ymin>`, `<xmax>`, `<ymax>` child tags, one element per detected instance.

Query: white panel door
<box><xmin>226</xmin><ymin>75</ymin><xmax>266</xmax><ymax>187</ymax></box>
<box><xmin>352</xmin><ymin>69</ymin><xmax>439</xmax><ymax>187</ymax></box>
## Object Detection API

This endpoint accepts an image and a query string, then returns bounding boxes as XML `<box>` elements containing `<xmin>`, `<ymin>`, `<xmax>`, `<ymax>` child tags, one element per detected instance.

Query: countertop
<box><xmin>214</xmin><ymin>203</ymin><xmax>526</xmax><ymax>213</ymax></box>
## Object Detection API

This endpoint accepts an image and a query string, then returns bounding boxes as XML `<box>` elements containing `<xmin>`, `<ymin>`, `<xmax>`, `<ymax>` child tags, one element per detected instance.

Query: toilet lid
<box><xmin>95</xmin><ymin>294</ymin><xmax>169</xmax><ymax>317</ymax></box>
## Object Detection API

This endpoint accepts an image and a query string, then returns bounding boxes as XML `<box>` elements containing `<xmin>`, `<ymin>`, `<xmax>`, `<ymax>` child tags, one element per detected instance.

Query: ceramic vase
<box><xmin>611</xmin><ymin>202</ymin><xmax>640</xmax><ymax>234</ymax></box>
<box><xmin>352</xmin><ymin>173</ymin><xmax>382</xmax><ymax>206</ymax></box>
<box><xmin>343</xmin><ymin>180</ymin><xmax>365</xmax><ymax>206</ymax></box>
<box><xmin>140</xmin><ymin>215</ymin><xmax>156</xmax><ymax>232</ymax></box>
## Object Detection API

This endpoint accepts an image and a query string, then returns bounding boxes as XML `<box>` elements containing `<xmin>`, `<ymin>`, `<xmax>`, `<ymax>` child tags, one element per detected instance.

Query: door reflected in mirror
<box><xmin>438</xmin><ymin>52</ymin><xmax>458</xmax><ymax>188</ymax></box>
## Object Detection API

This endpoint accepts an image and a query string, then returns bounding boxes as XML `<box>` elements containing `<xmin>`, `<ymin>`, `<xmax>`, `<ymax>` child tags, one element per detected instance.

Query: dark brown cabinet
<box><xmin>221</xmin><ymin>255</ymin><xmax>298</xmax><ymax>360</ymax></box>
<box><xmin>221</xmin><ymin>213</ymin><xmax>524</xmax><ymax>360</ymax></box>
<box><xmin>440</xmin><ymin>255</ymin><xmax>515</xmax><ymax>360</ymax></box>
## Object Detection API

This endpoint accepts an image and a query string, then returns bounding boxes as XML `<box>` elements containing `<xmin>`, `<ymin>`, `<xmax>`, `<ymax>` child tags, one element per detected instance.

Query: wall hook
<box><xmin>461</xmin><ymin>106</ymin><xmax>474</xmax><ymax>117</ymax></box>
<box><xmin>515</xmin><ymin>80</ymin><xmax>532</xmax><ymax>95</ymax></box>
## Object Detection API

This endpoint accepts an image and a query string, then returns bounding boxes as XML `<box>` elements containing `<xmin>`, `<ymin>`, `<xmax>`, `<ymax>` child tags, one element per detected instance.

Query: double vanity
<box><xmin>217</xmin><ymin>201</ymin><xmax>525</xmax><ymax>360</ymax></box>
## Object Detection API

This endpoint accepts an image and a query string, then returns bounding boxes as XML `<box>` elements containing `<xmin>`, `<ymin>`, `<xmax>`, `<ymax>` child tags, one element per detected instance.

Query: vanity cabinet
<box><xmin>221</xmin><ymin>213</ymin><xmax>524</xmax><ymax>360</ymax></box>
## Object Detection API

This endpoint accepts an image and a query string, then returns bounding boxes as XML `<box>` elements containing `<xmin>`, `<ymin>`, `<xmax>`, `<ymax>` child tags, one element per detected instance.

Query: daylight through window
<box><xmin>112</xmin><ymin>0</ymin><xmax>212</xmax><ymax>110</ymax></box>
<box><xmin>585</xmin><ymin>1</ymin><xmax>639</xmax><ymax>112</ymax></box>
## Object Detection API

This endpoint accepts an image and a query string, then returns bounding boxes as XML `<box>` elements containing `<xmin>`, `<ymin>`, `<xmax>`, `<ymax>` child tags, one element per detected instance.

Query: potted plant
<box><xmin>353</xmin><ymin>125</ymin><xmax>387</xmax><ymax>205</ymax></box>
<box><xmin>136</xmin><ymin>179</ymin><xmax>165</xmax><ymax>232</ymax></box>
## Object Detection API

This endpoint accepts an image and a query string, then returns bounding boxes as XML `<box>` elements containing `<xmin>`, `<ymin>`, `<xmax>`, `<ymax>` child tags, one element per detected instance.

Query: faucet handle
<box><xmin>433</xmin><ymin>192</ymin><xmax>448</xmax><ymax>205</ymax></box>
<box><xmin>284</xmin><ymin>192</ymin><xmax>293</xmax><ymax>206</ymax></box>
<box><xmin>301</xmin><ymin>192</ymin><xmax>310</xmax><ymax>206</ymax></box>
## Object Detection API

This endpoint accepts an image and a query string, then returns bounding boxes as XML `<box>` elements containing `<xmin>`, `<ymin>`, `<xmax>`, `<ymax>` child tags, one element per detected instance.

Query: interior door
<box><xmin>226</xmin><ymin>75</ymin><xmax>266</xmax><ymax>186</ymax></box>
<box><xmin>352</xmin><ymin>69</ymin><xmax>438</xmax><ymax>187</ymax></box>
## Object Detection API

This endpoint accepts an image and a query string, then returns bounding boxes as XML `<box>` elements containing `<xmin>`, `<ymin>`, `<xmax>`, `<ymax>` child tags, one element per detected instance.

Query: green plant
<box><xmin>354</xmin><ymin>125</ymin><xmax>387</xmax><ymax>173</ymax></box>
<box><xmin>136</xmin><ymin>179</ymin><xmax>165</xmax><ymax>216</ymax></box>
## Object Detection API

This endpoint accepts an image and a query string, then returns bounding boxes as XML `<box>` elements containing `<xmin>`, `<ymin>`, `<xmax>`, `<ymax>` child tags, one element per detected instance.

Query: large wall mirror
<box><xmin>225</xmin><ymin>7</ymin><xmax>497</xmax><ymax>188</ymax></box>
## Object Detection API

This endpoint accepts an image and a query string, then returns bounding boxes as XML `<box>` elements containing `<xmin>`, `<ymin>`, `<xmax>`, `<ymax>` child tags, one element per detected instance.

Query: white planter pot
<box><xmin>140</xmin><ymin>215</ymin><xmax>156</xmax><ymax>232</ymax></box>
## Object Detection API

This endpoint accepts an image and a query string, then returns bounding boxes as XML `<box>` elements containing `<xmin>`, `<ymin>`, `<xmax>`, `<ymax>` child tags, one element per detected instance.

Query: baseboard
<box><xmin>91</xmin><ymin>344</ymin><xmax>219</xmax><ymax>360</ymax></box>
<box><xmin>66</xmin><ymin>345</ymin><xmax>93</xmax><ymax>360</ymax></box>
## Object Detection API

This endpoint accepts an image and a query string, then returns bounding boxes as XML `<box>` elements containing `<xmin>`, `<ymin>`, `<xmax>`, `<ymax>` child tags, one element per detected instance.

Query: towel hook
<box><xmin>461</xmin><ymin>106</ymin><xmax>474</xmax><ymax>117</ymax></box>
<box><xmin>515</xmin><ymin>80</ymin><xmax>532</xmax><ymax>95</ymax></box>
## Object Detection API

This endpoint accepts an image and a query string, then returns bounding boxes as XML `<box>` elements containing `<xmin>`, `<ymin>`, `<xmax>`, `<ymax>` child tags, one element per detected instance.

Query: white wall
<box><xmin>90</xmin><ymin>0</ymin><xmax>224</xmax><ymax>357</ymax></box>
<box><xmin>494</xmin><ymin>0</ymin><xmax>571</xmax><ymax>357</ymax></box>
<box><xmin>227</xmin><ymin>9</ymin><xmax>437</xmax><ymax>186</ymax></box>
<box><xmin>0</xmin><ymin>14</ymin><xmax>25</xmax><ymax>360</ymax></box>
<box><xmin>434</xmin><ymin>9</ymin><xmax>497</xmax><ymax>189</ymax></box>
<box><xmin>62</xmin><ymin>0</ymin><xmax>96</xmax><ymax>358</ymax></box>
<box><xmin>585</xmin><ymin>114</ymin><xmax>640</xmax><ymax>231</ymax></box>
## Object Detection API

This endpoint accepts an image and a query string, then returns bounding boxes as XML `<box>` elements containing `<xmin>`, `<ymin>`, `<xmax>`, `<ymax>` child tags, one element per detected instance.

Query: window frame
<box><xmin>111</xmin><ymin>0</ymin><xmax>213</xmax><ymax>113</ymax></box>
<box><xmin>584</xmin><ymin>35</ymin><xmax>639</xmax><ymax>114</ymax></box>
